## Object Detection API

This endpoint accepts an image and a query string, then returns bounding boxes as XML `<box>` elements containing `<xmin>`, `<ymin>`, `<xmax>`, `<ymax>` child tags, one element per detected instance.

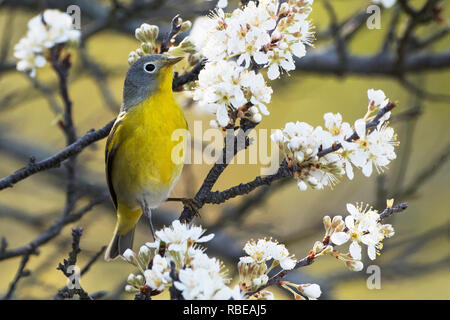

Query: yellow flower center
<box><xmin>331</xmin><ymin>126</ymin><xmax>341</xmax><ymax>136</ymax></box>
<box><xmin>358</xmin><ymin>139</ymin><xmax>368</xmax><ymax>148</ymax></box>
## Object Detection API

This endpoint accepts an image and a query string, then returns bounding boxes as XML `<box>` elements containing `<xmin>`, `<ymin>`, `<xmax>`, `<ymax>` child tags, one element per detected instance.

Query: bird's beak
<box><xmin>165</xmin><ymin>56</ymin><xmax>184</xmax><ymax>66</ymax></box>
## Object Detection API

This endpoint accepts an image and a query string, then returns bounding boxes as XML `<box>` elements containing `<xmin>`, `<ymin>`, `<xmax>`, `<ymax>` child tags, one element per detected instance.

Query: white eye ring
<box><xmin>144</xmin><ymin>62</ymin><xmax>156</xmax><ymax>73</ymax></box>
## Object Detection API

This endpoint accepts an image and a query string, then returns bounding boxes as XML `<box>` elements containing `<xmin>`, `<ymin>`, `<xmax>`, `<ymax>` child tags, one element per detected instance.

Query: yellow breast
<box><xmin>109</xmin><ymin>91</ymin><xmax>187</xmax><ymax>208</ymax></box>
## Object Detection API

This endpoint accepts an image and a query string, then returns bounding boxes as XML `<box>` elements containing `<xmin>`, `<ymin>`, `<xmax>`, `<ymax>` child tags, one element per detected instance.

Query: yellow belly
<box><xmin>110</xmin><ymin>92</ymin><xmax>187</xmax><ymax>210</ymax></box>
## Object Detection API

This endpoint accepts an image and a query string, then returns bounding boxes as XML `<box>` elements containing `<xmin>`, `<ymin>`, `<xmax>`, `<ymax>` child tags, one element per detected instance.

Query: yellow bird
<box><xmin>104</xmin><ymin>54</ymin><xmax>186</xmax><ymax>261</ymax></box>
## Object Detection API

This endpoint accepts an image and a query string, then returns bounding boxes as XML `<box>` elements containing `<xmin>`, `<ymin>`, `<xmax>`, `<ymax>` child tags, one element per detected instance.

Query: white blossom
<box><xmin>123</xmin><ymin>249</ymin><xmax>137</xmax><ymax>264</ymax></box>
<box><xmin>269</xmin><ymin>243</ymin><xmax>296</xmax><ymax>270</ymax></box>
<box><xmin>139</xmin><ymin>244</ymin><xmax>150</xmax><ymax>255</ymax></box>
<box><xmin>299</xmin><ymin>283</ymin><xmax>322</xmax><ymax>300</ymax></box>
<box><xmin>190</xmin><ymin>0</ymin><xmax>313</xmax><ymax>127</ymax></box>
<box><xmin>330</xmin><ymin>203</ymin><xmax>395</xmax><ymax>261</ymax></box>
<box><xmin>272</xmin><ymin>90</ymin><xmax>398</xmax><ymax>190</ymax></box>
<box><xmin>208</xmin><ymin>0</ymin><xmax>228</xmax><ymax>9</ymax></box>
<box><xmin>372</xmin><ymin>0</ymin><xmax>396</xmax><ymax>8</ymax></box>
<box><xmin>14</xmin><ymin>9</ymin><xmax>80</xmax><ymax>77</ymax></box>
<box><xmin>174</xmin><ymin>268</ymin><xmax>229</xmax><ymax>300</ymax></box>
<box><xmin>155</xmin><ymin>220</ymin><xmax>214</xmax><ymax>253</ymax></box>
<box><xmin>346</xmin><ymin>260</ymin><xmax>364</xmax><ymax>272</ymax></box>
<box><xmin>241</xmin><ymin>239</ymin><xmax>296</xmax><ymax>270</ymax></box>
<box><xmin>125</xmin><ymin>220</ymin><xmax>235</xmax><ymax>300</ymax></box>
<box><xmin>271</xmin><ymin>120</ymin><xmax>344</xmax><ymax>190</ymax></box>
<box><xmin>252</xmin><ymin>274</ymin><xmax>269</xmax><ymax>287</ymax></box>
<box><xmin>243</xmin><ymin>239</ymin><xmax>275</xmax><ymax>264</ymax></box>
<box><xmin>323</xmin><ymin>113</ymin><xmax>353</xmax><ymax>143</ymax></box>
<box><xmin>144</xmin><ymin>255</ymin><xmax>171</xmax><ymax>291</ymax></box>
<box><xmin>255</xmin><ymin>290</ymin><xmax>275</xmax><ymax>300</ymax></box>
<box><xmin>346</xmin><ymin>117</ymin><xmax>397</xmax><ymax>177</ymax></box>
<box><xmin>367</xmin><ymin>89</ymin><xmax>389</xmax><ymax>109</ymax></box>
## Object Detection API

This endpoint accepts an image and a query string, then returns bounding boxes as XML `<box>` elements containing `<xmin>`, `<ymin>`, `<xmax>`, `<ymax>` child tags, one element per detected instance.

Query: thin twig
<box><xmin>55</xmin><ymin>227</ymin><xmax>94</xmax><ymax>300</ymax></box>
<box><xmin>3</xmin><ymin>253</ymin><xmax>31</xmax><ymax>300</ymax></box>
<box><xmin>0</xmin><ymin>197</ymin><xmax>106</xmax><ymax>261</ymax></box>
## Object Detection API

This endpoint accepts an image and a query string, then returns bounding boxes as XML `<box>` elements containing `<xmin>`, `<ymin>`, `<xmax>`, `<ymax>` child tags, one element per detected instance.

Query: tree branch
<box><xmin>248</xmin><ymin>202</ymin><xmax>408</xmax><ymax>296</ymax></box>
<box><xmin>0</xmin><ymin>197</ymin><xmax>106</xmax><ymax>261</ymax></box>
<box><xmin>201</xmin><ymin>103</ymin><xmax>396</xmax><ymax>206</ymax></box>
<box><xmin>179</xmin><ymin>118</ymin><xmax>257</xmax><ymax>222</ymax></box>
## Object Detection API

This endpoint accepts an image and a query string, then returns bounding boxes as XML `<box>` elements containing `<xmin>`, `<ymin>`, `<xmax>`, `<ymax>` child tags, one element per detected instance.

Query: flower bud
<box><xmin>139</xmin><ymin>245</ymin><xmax>152</xmax><ymax>264</ymax></box>
<box><xmin>380</xmin><ymin>224</ymin><xmax>395</xmax><ymax>238</ymax></box>
<box><xmin>386</xmin><ymin>198</ymin><xmax>394</xmax><ymax>209</ymax></box>
<box><xmin>136</xmin><ymin>275</ymin><xmax>144</xmax><ymax>285</ymax></box>
<box><xmin>323</xmin><ymin>216</ymin><xmax>331</xmax><ymax>233</ymax></box>
<box><xmin>321</xmin><ymin>245</ymin><xmax>333</xmax><ymax>255</ymax></box>
<box><xmin>128</xmin><ymin>273</ymin><xmax>144</xmax><ymax>287</ymax></box>
<box><xmin>135</xmin><ymin>48</ymin><xmax>145</xmax><ymax>57</ymax></box>
<box><xmin>308</xmin><ymin>176</ymin><xmax>318</xmax><ymax>186</ymax></box>
<box><xmin>179</xmin><ymin>20</ymin><xmax>192</xmax><ymax>33</ymax></box>
<box><xmin>179</xmin><ymin>37</ymin><xmax>196</xmax><ymax>54</ymax></box>
<box><xmin>312</xmin><ymin>241</ymin><xmax>324</xmax><ymax>253</ymax></box>
<box><xmin>256</xmin><ymin>290</ymin><xmax>274</xmax><ymax>300</ymax></box>
<box><xmin>297</xmin><ymin>180</ymin><xmax>307</xmax><ymax>191</ymax></box>
<box><xmin>141</xmin><ymin>42</ymin><xmax>153</xmax><ymax>54</ymax></box>
<box><xmin>279</xmin><ymin>2</ymin><xmax>290</xmax><ymax>16</ymax></box>
<box><xmin>270</xmin><ymin>129</ymin><xmax>284</xmax><ymax>145</ymax></box>
<box><xmin>127</xmin><ymin>273</ymin><xmax>136</xmax><ymax>284</ymax></box>
<box><xmin>334</xmin><ymin>220</ymin><xmax>345</xmax><ymax>233</ymax></box>
<box><xmin>346</xmin><ymin>260</ymin><xmax>364</xmax><ymax>272</ymax></box>
<box><xmin>125</xmin><ymin>285</ymin><xmax>139</xmax><ymax>293</ymax></box>
<box><xmin>128</xmin><ymin>51</ymin><xmax>139</xmax><ymax>65</ymax></box>
<box><xmin>331</xmin><ymin>215</ymin><xmax>343</xmax><ymax>229</ymax></box>
<box><xmin>147</xmin><ymin>25</ymin><xmax>159</xmax><ymax>41</ymax></box>
<box><xmin>298</xmin><ymin>283</ymin><xmax>321</xmax><ymax>300</ymax></box>
<box><xmin>294</xmin><ymin>151</ymin><xmax>304</xmax><ymax>163</ymax></box>
<box><xmin>252</xmin><ymin>274</ymin><xmax>268</xmax><ymax>288</ymax></box>
<box><xmin>123</xmin><ymin>249</ymin><xmax>138</xmax><ymax>265</ymax></box>
<box><xmin>248</xmin><ymin>106</ymin><xmax>258</xmax><ymax>114</ymax></box>
<box><xmin>135</xmin><ymin>23</ymin><xmax>158</xmax><ymax>43</ymax></box>
<box><xmin>252</xmin><ymin>113</ymin><xmax>262</xmax><ymax>123</ymax></box>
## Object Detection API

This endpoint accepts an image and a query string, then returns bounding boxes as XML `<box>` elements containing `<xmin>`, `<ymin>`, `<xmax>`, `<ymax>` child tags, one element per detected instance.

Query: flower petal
<box><xmin>349</xmin><ymin>241</ymin><xmax>361</xmax><ymax>260</ymax></box>
<box><xmin>354</xmin><ymin>119</ymin><xmax>366</xmax><ymax>139</ymax></box>
<box><xmin>346</xmin><ymin>203</ymin><xmax>360</xmax><ymax>217</ymax></box>
<box><xmin>330</xmin><ymin>232</ymin><xmax>350</xmax><ymax>245</ymax></box>
<box><xmin>368</xmin><ymin>245</ymin><xmax>377</xmax><ymax>260</ymax></box>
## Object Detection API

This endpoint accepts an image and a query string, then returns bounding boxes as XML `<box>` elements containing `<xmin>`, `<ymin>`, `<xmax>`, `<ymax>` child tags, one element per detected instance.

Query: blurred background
<box><xmin>0</xmin><ymin>0</ymin><xmax>449</xmax><ymax>299</ymax></box>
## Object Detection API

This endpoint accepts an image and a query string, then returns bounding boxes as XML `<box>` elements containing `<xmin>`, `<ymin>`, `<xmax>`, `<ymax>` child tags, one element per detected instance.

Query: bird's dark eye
<box><xmin>144</xmin><ymin>63</ymin><xmax>156</xmax><ymax>73</ymax></box>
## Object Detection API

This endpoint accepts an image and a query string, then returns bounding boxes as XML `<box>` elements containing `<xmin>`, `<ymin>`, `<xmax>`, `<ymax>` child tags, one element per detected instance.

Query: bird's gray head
<box><xmin>122</xmin><ymin>54</ymin><xmax>183</xmax><ymax>111</ymax></box>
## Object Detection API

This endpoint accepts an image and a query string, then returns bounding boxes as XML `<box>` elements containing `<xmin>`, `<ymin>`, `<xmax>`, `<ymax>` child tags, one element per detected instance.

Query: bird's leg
<box><xmin>141</xmin><ymin>200</ymin><xmax>155</xmax><ymax>241</ymax></box>
<box><xmin>166</xmin><ymin>197</ymin><xmax>201</xmax><ymax>218</ymax></box>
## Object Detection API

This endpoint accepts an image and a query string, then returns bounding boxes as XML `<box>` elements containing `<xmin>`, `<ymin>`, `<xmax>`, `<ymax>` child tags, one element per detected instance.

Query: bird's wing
<box><xmin>105</xmin><ymin>112</ymin><xmax>126</xmax><ymax>209</ymax></box>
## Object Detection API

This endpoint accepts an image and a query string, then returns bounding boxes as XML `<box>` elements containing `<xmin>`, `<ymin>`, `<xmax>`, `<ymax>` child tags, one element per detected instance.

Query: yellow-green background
<box><xmin>0</xmin><ymin>0</ymin><xmax>449</xmax><ymax>299</ymax></box>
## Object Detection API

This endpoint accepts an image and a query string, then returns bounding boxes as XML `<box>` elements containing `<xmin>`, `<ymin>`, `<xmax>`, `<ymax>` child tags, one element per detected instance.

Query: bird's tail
<box><xmin>104</xmin><ymin>202</ymin><xmax>142</xmax><ymax>261</ymax></box>
<box><xmin>104</xmin><ymin>226</ymin><xmax>136</xmax><ymax>261</ymax></box>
